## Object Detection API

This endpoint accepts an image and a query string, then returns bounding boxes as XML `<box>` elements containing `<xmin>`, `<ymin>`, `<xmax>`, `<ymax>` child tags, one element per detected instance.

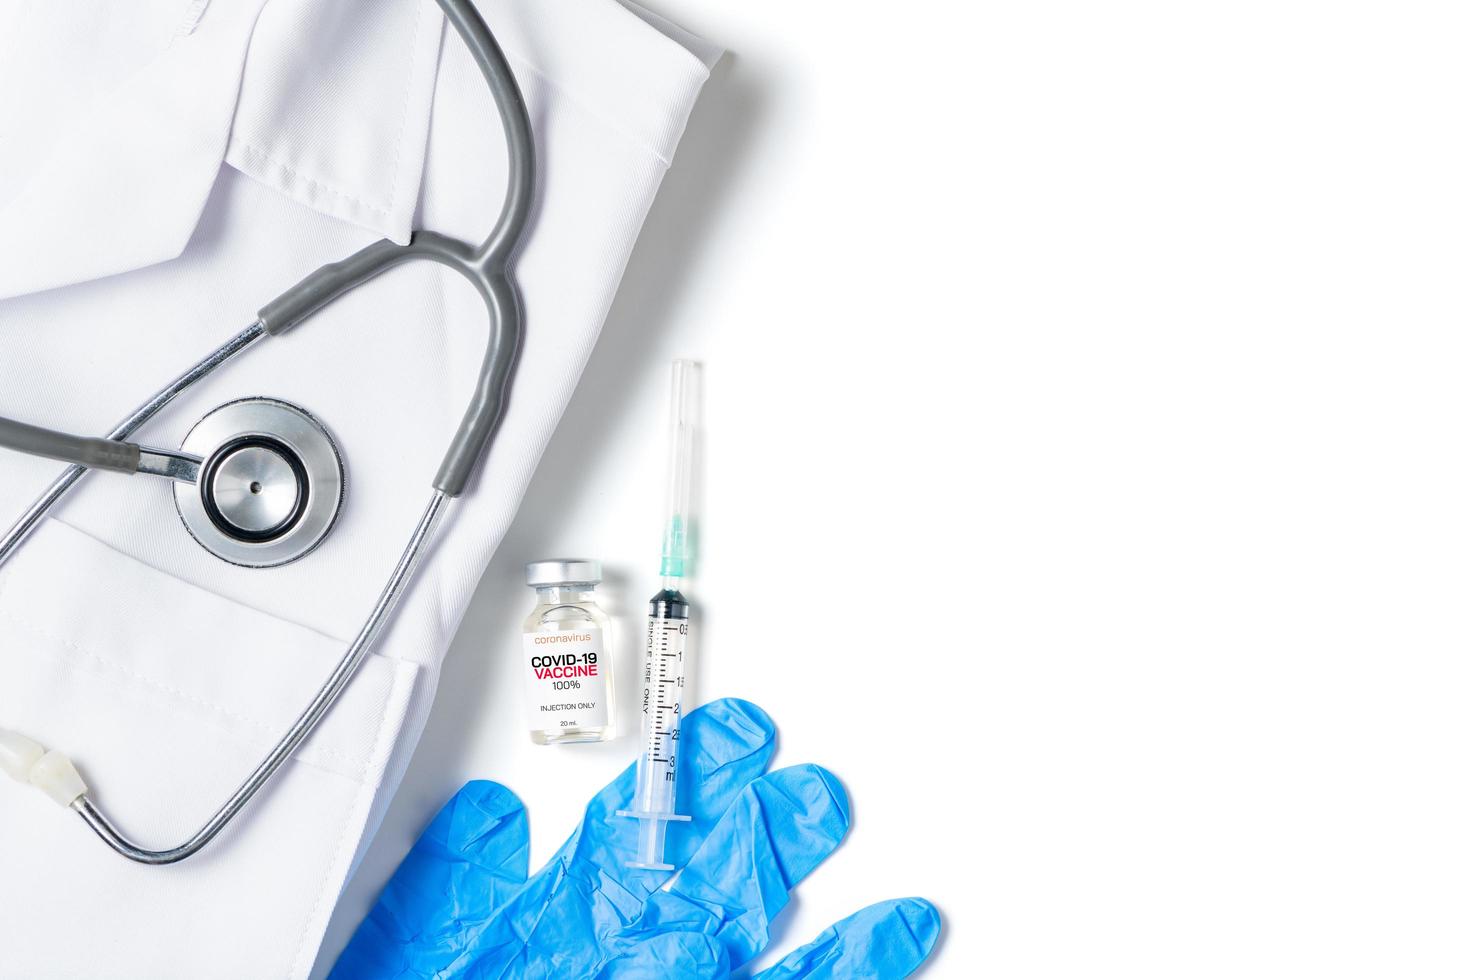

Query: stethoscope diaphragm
<box><xmin>174</xmin><ymin>397</ymin><xmax>344</xmax><ymax>568</ymax></box>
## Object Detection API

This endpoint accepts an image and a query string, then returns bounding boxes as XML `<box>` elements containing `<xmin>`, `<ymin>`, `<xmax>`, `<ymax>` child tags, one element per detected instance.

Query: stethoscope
<box><xmin>0</xmin><ymin>0</ymin><xmax>532</xmax><ymax>865</ymax></box>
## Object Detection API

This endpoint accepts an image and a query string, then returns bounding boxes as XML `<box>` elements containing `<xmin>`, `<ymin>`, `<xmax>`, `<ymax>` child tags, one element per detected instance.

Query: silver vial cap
<box><xmin>526</xmin><ymin>558</ymin><xmax>602</xmax><ymax>587</ymax></box>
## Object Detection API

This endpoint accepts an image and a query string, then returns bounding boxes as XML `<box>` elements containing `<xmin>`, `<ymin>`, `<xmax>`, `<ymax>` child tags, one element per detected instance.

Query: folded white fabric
<box><xmin>0</xmin><ymin>1</ymin><xmax>717</xmax><ymax>976</ymax></box>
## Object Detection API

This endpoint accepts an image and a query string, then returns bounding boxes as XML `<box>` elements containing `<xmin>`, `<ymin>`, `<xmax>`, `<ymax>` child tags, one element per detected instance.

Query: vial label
<box><xmin>523</xmin><ymin>628</ymin><xmax>609</xmax><ymax>732</ymax></box>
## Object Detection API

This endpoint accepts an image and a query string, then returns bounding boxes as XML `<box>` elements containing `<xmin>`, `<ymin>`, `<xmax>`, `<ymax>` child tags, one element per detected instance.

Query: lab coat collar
<box><xmin>0</xmin><ymin>0</ymin><xmax>714</xmax><ymax>305</ymax></box>
<box><xmin>0</xmin><ymin>0</ymin><xmax>446</xmax><ymax>303</ymax></box>
<box><xmin>0</xmin><ymin>0</ymin><xmax>271</xmax><ymax>301</ymax></box>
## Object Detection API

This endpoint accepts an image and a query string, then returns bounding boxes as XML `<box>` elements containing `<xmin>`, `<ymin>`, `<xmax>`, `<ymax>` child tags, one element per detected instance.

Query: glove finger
<box><xmin>592</xmin><ymin>931</ymin><xmax>729</xmax><ymax>980</ymax></box>
<box><xmin>631</xmin><ymin>763</ymin><xmax>851</xmax><ymax>970</ymax></box>
<box><xmin>443</xmin><ymin>698</ymin><xmax>778</xmax><ymax>977</ymax></box>
<box><xmin>544</xmin><ymin>696</ymin><xmax>777</xmax><ymax>890</ymax></box>
<box><xmin>751</xmin><ymin>898</ymin><xmax>942</xmax><ymax>980</ymax></box>
<box><xmin>330</xmin><ymin>781</ymin><xmax>529</xmax><ymax>980</ymax></box>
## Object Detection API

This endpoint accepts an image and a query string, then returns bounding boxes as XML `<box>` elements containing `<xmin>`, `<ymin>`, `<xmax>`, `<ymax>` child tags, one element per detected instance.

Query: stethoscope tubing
<box><xmin>73</xmin><ymin>488</ymin><xmax>450</xmax><ymax>864</ymax></box>
<box><xmin>0</xmin><ymin>0</ymin><xmax>534</xmax><ymax>864</ymax></box>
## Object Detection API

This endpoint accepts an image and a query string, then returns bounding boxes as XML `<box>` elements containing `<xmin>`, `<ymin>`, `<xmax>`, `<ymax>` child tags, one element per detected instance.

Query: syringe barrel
<box><xmin>632</xmin><ymin>590</ymin><xmax>690</xmax><ymax>819</ymax></box>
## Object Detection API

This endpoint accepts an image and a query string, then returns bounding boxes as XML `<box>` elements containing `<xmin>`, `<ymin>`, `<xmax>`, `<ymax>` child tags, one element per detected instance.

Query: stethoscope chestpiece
<box><xmin>174</xmin><ymin>397</ymin><xmax>345</xmax><ymax>568</ymax></box>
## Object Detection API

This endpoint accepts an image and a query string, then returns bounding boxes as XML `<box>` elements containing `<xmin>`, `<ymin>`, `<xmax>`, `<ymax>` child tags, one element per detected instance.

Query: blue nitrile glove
<box><xmin>331</xmin><ymin>698</ymin><xmax>940</xmax><ymax>979</ymax></box>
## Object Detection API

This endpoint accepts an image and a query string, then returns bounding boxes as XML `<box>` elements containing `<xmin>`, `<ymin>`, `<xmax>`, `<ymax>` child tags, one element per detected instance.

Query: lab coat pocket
<box><xmin>0</xmin><ymin>518</ymin><xmax>418</xmax><ymax>980</ymax></box>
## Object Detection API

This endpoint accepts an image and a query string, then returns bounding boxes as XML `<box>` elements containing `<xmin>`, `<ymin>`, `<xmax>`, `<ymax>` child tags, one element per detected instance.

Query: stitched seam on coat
<box><xmin>382</xmin><ymin>0</ymin><xmax>426</xmax><ymax>218</ymax></box>
<box><xmin>501</xmin><ymin>49</ymin><xmax>682</xmax><ymax>168</ymax></box>
<box><xmin>289</xmin><ymin>661</ymin><xmax>405</xmax><ymax>978</ymax></box>
<box><xmin>228</xmin><ymin>0</ymin><xmax>425</xmax><ymax>224</ymax></box>
<box><xmin>232</xmin><ymin>17</ymin><xmax>691</xmax><ymax>224</ymax></box>
<box><xmin>175</xmin><ymin>0</ymin><xmax>211</xmax><ymax>37</ymax></box>
<box><xmin>0</xmin><ymin>606</ymin><xmax>367</xmax><ymax>776</ymax></box>
<box><xmin>231</xmin><ymin>141</ymin><xmax>393</xmax><ymax>217</ymax></box>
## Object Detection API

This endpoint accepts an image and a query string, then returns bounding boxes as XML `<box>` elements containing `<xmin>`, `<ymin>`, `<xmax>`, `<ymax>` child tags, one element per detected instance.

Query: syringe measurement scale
<box><xmin>623</xmin><ymin>584</ymin><xmax>692</xmax><ymax>869</ymax></box>
<box><xmin>643</xmin><ymin>610</ymin><xmax>687</xmax><ymax>779</ymax></box>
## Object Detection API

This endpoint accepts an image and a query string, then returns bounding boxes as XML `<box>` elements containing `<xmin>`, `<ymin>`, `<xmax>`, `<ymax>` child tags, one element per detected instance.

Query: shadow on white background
<box><xmin>312</xmin><ymin>53</ymin><xmax>773</xmax><ymax>977</ymax></box>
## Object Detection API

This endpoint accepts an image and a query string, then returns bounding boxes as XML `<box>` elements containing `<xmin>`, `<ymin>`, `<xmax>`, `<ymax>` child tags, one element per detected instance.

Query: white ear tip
<box><xmin>0</xmin><ymin>730</ymin><xmax>88</xmax><ymax>807</ymax></box>
<box><xmin>0</xmin><ymin>729</ymin><xmax>45</xmax><ymax>782</ymax></box>
<box><xmin>28</xmin><ymin>750</ymin><xmax>87</xmax><ymax>807</ymax></box>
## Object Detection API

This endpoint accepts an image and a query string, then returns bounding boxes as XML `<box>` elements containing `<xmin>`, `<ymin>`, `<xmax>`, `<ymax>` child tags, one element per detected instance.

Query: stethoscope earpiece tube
<box><xmin>255</xmin><ymin>236</ymin><xmax>526</xmax><ymax>500</ymax></box>
<box><xmin>257</xmin><ymin>0</ymin><xmax>535</xmax><ymax>499</ymax></box>
<box><xmin>431</xmin><ymin>264</ymin><xmax>522</xmax><ymax>497</ymax></box>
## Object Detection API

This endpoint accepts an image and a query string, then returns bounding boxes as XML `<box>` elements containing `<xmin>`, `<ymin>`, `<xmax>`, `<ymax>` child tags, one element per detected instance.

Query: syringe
<box><xmin>618</xmin><ymin>360</ymin><xmax>700</xmax><ymax>870</ymax></box>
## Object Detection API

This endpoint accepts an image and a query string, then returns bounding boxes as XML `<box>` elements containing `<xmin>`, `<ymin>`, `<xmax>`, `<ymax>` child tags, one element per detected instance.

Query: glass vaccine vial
<box><xmin>522</xmin><ymin>559</ymin><xmax>616</xmax><ymax>744</ymax></box>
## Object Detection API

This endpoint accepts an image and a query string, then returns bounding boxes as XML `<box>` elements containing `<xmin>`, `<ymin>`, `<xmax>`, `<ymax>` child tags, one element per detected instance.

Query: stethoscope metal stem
<box><xmin>0</xmin><ymin>321</ymin><xmax>266</xmax><ymax>568</ymax></box>
<box><xmin>72</xmin><ymin>490</ymin><xmax>451</xmax><ymax>864</ymax></box>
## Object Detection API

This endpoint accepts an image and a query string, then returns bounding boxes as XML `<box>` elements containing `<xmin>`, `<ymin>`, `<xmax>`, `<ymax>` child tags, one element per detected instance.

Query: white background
<box><xmin>319</xmin><ymin>2</ymin><xmax>1470</xmax><ymax>975</ymax></box>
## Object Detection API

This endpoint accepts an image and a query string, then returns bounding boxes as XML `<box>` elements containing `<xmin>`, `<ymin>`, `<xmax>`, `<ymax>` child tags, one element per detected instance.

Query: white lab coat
<box><xmin>0</xmin><ymin>1</ymin><xmax>717</xmax><ymax>976</ymax></box>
